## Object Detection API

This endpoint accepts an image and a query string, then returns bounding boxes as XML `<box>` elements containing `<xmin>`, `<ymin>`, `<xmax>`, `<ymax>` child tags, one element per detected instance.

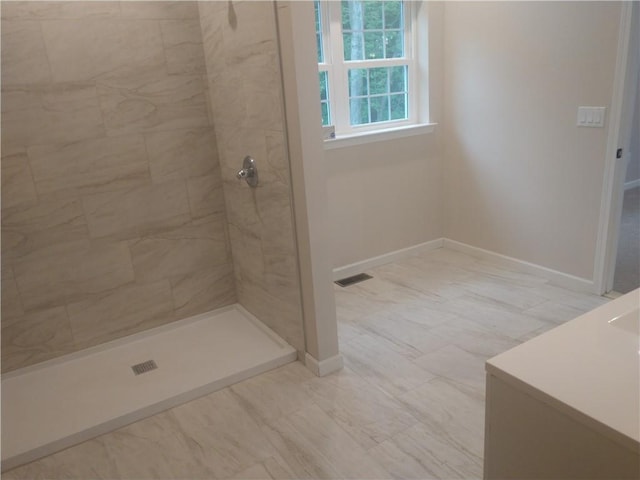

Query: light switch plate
<box><xmin>577</xmin><ymin>107</ymin><xmax>606</xmax><ymax>127</ymax></box>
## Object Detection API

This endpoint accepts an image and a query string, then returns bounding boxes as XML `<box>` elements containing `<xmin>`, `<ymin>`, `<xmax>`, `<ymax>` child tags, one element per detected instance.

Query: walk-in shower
<box><xmin>1</xmin><ymin>0</ymin><xmax>305</xmax><ymax>469</ymax></box>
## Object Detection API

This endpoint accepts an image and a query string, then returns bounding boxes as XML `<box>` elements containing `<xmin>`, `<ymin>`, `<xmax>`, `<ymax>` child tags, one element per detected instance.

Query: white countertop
<box><xmin>486</xmin><ymin>289</ymin><xmax>640</xmax><ymax>453</ymax></box>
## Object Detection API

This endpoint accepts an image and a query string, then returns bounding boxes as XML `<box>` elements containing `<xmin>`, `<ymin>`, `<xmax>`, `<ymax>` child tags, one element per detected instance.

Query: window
<box><xmin>315</xmin><ymin>0</ymin><xmax>417</xmax><ymax>135</ymax></box>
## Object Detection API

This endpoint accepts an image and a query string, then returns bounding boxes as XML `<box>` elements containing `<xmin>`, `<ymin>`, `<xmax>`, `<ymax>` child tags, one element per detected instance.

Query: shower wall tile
<box><xmin>97</xmin><ymin>71</ymin><xmax>209</xmax><ymax>136</ymax></box>
<box><xmin>1</xmin><ymin>196</ymin><xmax>89</xmax><ymax>264</ymax></box>
<box><xmin>129</xmin><ymin>216</ymin><xmax>230</xmax><ymax>283</ymax></box>
<box><xmin>160</xmin><ymin>20</ymin><xmax>207</xmax><ymax>75</ymax></box>
<box><xmin>0</xmin><ymin>147</ymin><xmax>38</xmax><ymax>210</ymax></box>
<box><xmin>82</xmin><ymin>181</ymin><xmax>191</xmax><ymax>240</ymax></box>
<box><xmin>145</xmin><ymin>128</ymin><xmax>217</xmax><ymax>183</ymax></box>
<box><xmin>219</xmin><ymin>1</ymin><xmax>279</xmax><ymax>69</ymax></box>
<box><xmin>12</xmin><ymin>240</ymin><xmax>135</xmax><ymax>311</ymax></box>
<box><xmin>170</xmin><ymin>263</ymin><xmax>237</xmax><ymax>319</ymax></box>
<box><xmin>1</xmin><ymin>1</ymin><xmax>121</xmax><ymax>20</ymax></box>
<box><xmin>1</xmin><ymin>267</ymin><xmax>24</xmax><ymax>327</ymax></box>
<box><xmin>28</xmin><ymin>135</ymin><xmax>150</xmax><ymax>198</ymax></box>
<box><xmin>238</xmin><ymin>279</ymin><xmax>304</xmax><ymax>354</ymax></box>
<box><xmin>199</xmin><ymin>1</ymin><xmax>304</xmax><ymax>352</ymax></box>
<box><xmin>67</xmin><ymin>280</ymin><xmax>175</xmax><ymax>349</ymax></box>
<box><xmin>40</xmin><ymin>19</ymin><xmax>165</xmax><ymax>82</ymax></box>
<box><xmin>119</xmin><ymin>1</ymin><xmax>199</xmax><ymax>20</ymax></box>
<box><xmin>1</xmin><ymin>1</ymin><xmax>236</xmax><ymax>371</ymax></box>
<box><xmin>0</xmin><ymin>20</ymin><xmax>52</xmax><ymax>85</ymax></box>
<box><xmin>1</xmin><ymin>306</ymin><xmax>75</xmax><ymax>372</ymax></box>
<box><xmin>186</xmin><ymin>174</ymin><xmax>227</xmax><ymax>219</ymax></box>
<box><xmin>1</xmin><ymin>84</ymin><xmax>105</xmax><ymax>148</ymax></box>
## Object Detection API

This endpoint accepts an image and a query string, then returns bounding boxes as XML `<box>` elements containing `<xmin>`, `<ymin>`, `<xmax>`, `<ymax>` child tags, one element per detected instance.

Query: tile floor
<box><xmin>3</xmin><ymin>248</ymin><xmax>609</xmax><ymax>479</ymax></box>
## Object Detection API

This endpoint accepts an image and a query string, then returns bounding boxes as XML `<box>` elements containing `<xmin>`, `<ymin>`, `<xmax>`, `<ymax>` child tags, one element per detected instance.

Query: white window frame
<box><xmin>318</xmin><ymin>0</ymin><xmax>418</xmax><ymax>136</ymax></box>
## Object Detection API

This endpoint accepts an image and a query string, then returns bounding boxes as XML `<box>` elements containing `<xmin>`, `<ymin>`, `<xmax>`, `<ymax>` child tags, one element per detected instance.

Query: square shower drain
<box><xmin>131</xmin><ymin>360</ymin><xmax>158</xmax><ymax>376</ymax></box>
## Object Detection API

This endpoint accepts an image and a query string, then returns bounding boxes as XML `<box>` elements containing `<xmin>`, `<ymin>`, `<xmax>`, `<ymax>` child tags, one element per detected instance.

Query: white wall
<box><xmin>443</xmin><ymin>1</ymin><xmax>621</xmax><ymax>281</ymax></box>
<box><xmin>326</xmin><ymin>2</ymin><xmax>445</xmax><ymax>269</ymax></box>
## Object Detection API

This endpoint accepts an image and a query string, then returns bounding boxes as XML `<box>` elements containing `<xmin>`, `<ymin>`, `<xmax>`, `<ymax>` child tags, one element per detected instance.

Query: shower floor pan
<box><xmin>1</xmin><ymin>305</ymin><xmax>297</xmax><ymax>471</ymax></box>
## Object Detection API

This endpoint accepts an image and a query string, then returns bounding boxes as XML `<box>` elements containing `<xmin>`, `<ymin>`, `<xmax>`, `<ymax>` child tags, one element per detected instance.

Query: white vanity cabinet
<box><xmin>484</xmin><ymin>290</ymin><xmax>640</xmax><ymax>479</ymax></box>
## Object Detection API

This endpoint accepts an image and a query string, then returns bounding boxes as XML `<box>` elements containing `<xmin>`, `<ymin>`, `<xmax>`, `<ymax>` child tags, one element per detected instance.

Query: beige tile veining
<box><xmin>67</xmin><ymin>280</ymin><xmax>175</xmax><ymax>349</ymax></box>
<box><xmin>398</xmin><ymin>376</ymin><xmax>486</xmax><ymax>459</ymax></box>
<box><xmin>160</xmin><ymin>20</ymin><xmax>207</xmax><ymax>75</ymax></box>
<box><xmin>302</xmin><ymin>366</ymin><xmax>419</xmax><ymax>450</ymax></box>
<box><xmin>1</xmin><ymin>195</ymin><xmax>89</xmax><ymax>264</ymax></box>
<box><xmin>170</xmin><ymin>389</ymin><xmax>278</xmax><ymax>479</ymax></box>
<box><xmin>0</xmin><ymin>20</ymin><xmax>52</xmax><ymax>86</ymax></box>
<box><xmin>229</xmin><ymin>362</ymin><xmax>315</xmax><ymax>426</ymax></box>
<box><xmin>145</xmin><ymin>128</ymin><xmax>217</xmax><ymax>184</ymax></box>
<box><xmin>1</xmin><ymin>267</ymin><xmax>24</xmax><ymax>327</ymax></box>
<box><xmin>82</xmin><ymin>181</ymin><xmax>191</xmax><ymax>240</ymax></box>
<box><xmin>101</xmin><ymin>410</ymin><xmax>215</xmax><ymax>479</ymax></box>
<box><xmin>370</xmin><ymin>421</ymin><xmax>483</xmax><ymax>479</ymax></box>
<box><xmin>1</xmin><ymin>84</ymin><xmax>105</xmax><ymax>148</ymax></box>
<box><xmin>0</xmin><ymin>147</ymin><xmax>38</xmax><ymax>210</ymax></box>
<box><xmin>342</xmin><ymin>332</ymin><xmax>436</xmax><ymax>398</ymax></box>
<box><xmin>0</xmin><ymin>437</ymin><xmax>118</xmax><ymax>480</ymax></box>
<box><xmin>12</xmin><ymin>239</ymin><xmax>135</xmax><ymax>311</ymax></box>
<box><xmin>414</xmin><ymin>344</ymin><xmax>487</xmax><ymax>389</ymax></box>
<box><xmin>186</xmin><ymin>174</ymin><xmax>226</xmax><ymax>219</ymax></box>
<box><xmin>129</xmin><ymin>215</ymin><xmax>230</xmax><ymax>283</ymax></box>
<box><xmin>97</xmin><ymin>70</ymin><xmax>209</xmax><ymax>137</ymax></box>
<box><xmin>1</xmin><ymin>306</ymin><xmax>74</xmax><ymax>372</ymax></box>
<box><xmin>236</xmin><ymin>277</ymin><xmax>304</xmax><ymax>353</ymax></box>
<box><xmin>40</xmin><ymin>19</ymin><xmax>165</xmax><ymax>83</ymax></box>
<box><xmin>170</xmin><ymin>263</ymin><xmax>236</xmax><ymax>319</ymax></box>
<box><xmin>28</xmin><ymin>135</ymin><xmax>150</xmax><ymax>198</ymax></box>
<box><xmin>1</xmin><ymin>1</ymin><xmax>121</xmax><ymax>21</ymax></box>
<box><xmin>119</xmin><ymin>1</ymin><xmax>199</xmax><ymax>20</ymax></box>
<box><xmin>262</xmin><ymin>403</ymin><xmax>391</xmax><ymax>479</ymax></box>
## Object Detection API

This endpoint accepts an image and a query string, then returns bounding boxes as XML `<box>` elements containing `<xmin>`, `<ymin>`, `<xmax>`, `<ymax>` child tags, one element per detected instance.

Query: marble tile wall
<box><xmin>1</xmin><ymin>1</ymin><xmax>236</xmax><ymax>372</ymax></box>
<box><xmin>198</xmin><ymin>1</ymin><xmax>305</xmax><ymax>353</ymax></box>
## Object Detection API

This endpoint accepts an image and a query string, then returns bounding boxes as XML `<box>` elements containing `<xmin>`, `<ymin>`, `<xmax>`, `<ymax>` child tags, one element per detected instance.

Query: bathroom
<box><xmin>1</xmin><ymin>1</ymin><xmax>638</xmax><ymax>478</ymax></box>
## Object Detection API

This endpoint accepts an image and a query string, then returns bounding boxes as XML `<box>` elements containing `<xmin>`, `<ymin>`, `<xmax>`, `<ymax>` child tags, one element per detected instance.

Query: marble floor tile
<box><xmin>1</xmin><ymin>437</ymin><xmax>118</xmax><ymax>480</ymax></box>
<box><xmin>229</xmin><ymin>362</ymin><xmax>316</xmax><ymax>425</ymax></box>
<box><xmin>454</xmin><ymin>274</ymin><xmax>550</xmax><ymax>311</ymax></box>
<box><xmin>169</xmin><ymin>388</ymin><xmax>279</xmax><ymax>479</ymax></box>
<box><xmin>414</xmin><ymin>344</ymin><xmax>487</xmax><ymax>389</ymax></box>
<box><xmin>426</xmin><ymin>316</ymin><xmax>521</xmax><ymax>359</ymax></box>
<box><xmin>302</xmin><ymin>367</ymin><xmax>419</xmax><ymax>450</ymax></box>
<box><xmin>100</xmin><ymin>410</ymin><xmax>215</xmax><ymax>479</ymax></box>
<box><xmin>261</xmin><ymin>404</ymin><xmax>390</xmax><ymax>479</ymax></box>
<box><xmin>357</xmin><ymin>309</ymin><xmax>451</xmax><ymax>359</ymax></box>
<box><xmin>432</xmin><ymin>293</ymin><xmax>551</xmax><ymax>340</ymax></box>
<box><xmin>523</xmin><ymin>299</ymin><xmax>595</xmax><ymax>325</ymax></box>
<box><xmin>370</xmin><ymin>421</ymin><xmax>483</xmax><ymax>479</ymax></box>
<box><xmin>229</xmin><ymin>455</ymin><xmax>296</xmax><ymax>480</ymax></box>
<box><xmin>398</xmin><ymin>376</ymin><xmax>486</xmax><ymax>460</ymax></box>
<box><xmin>341</xmin><ymin>332</ymin><xmax>436</xmax><ymax>397</ymax></box>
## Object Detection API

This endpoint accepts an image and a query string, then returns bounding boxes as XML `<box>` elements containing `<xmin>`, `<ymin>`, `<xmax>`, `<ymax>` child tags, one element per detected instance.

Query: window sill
<box><xmin>323</xmin><ymin>123</ymin><xmax>437</xmax><ymax>150</ymax></box>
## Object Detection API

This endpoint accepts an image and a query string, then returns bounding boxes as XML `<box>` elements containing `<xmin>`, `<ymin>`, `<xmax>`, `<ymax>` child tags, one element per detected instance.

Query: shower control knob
<box><xmin>236</xmin><ymin>156</ymin><xmax>258</xmax><ymax>188</ymax></box>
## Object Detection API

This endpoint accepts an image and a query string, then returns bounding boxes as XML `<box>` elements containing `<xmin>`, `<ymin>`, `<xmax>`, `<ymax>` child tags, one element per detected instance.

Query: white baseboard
<box><xmin>442</xmin><ymin>239</ymin><xmax>596</xmax><ymax>293</ymax></box>
<box><xmin>624</xmin><ymin>178</ymin><xmax>640</xmax><ymax>190</ymax></box>
<box><xmin>332</xmin><ymin>238</ymin><xmax>444</xmax><ymax>281</ymax></box>
<box><xmin>304</xmin><ymin>353</ymin><xmax>343</xmax><ymax>377</ymax></box>
<box><xmin>332</xmin><ymin>238</ymin><xmax>597</xmax><ymax>294</ymax></box>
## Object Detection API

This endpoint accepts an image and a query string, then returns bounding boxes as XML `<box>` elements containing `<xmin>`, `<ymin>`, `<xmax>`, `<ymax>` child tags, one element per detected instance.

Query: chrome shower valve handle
<box><xmin>236</xmin><ymin>155</ymin><xmax>258</xmax><ymax>187</ymax></box>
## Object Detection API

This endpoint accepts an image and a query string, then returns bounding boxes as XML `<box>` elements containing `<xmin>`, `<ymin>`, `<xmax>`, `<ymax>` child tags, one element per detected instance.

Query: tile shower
<box><xmin>1</xmin><ymin>1</ymin><xmax>304</xmax><ymax>371</ymax></box>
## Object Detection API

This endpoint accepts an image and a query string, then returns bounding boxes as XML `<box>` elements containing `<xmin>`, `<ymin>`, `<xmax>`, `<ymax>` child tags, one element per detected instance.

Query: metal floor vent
<box><xmin>335</xmin><ymin>273</ymin><xmax>373</xmax><ymax>287</ymax></box>
<box><xmin>131</xmin><ymin>360</ymin><xmax>158</xmax><ymax>376</ymax></box>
